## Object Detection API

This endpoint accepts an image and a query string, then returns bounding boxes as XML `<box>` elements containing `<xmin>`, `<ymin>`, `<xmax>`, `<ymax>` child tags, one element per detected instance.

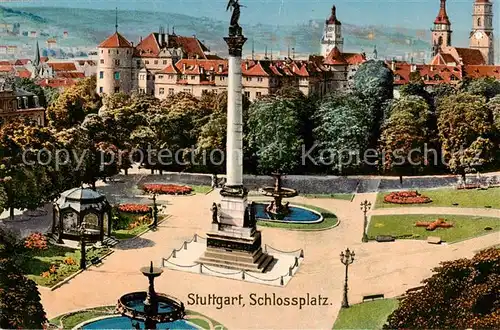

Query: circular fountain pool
<box><xmin>254</xmin><ymin>203</ymin><xmax>323</xmax><ymax>224</ymax></box>
<box><xmin>81</xmin><ymin>316</ymin><xmax>196</xmax><ymax>329</ymax></box>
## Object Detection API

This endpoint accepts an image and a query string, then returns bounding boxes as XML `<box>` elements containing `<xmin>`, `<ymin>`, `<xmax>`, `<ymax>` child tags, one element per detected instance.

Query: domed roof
<box><xmin>55</xmin><ymin>188</ymin><xmax>109</xmax><ymax>213</ymax></box>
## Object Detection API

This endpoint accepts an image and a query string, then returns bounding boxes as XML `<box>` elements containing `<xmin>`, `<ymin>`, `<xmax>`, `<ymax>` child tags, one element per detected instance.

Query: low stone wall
<box><xmin>117</xmin><ymin>171</ymin><xmax>500</xmax><ymax>194</ymax></box>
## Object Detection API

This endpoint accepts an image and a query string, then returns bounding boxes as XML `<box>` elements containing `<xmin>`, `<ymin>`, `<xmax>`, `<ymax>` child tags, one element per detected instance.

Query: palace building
<box><xmin>96</xmin><ymin>5</ymin><xmax>366</xmax><ymax>101</ymax></box>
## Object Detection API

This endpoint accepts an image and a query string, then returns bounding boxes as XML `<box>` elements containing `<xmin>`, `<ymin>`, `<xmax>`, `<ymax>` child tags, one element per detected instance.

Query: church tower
<box><xmin>321</xmin><ymin>5</ymin><xmax>343</xmax><ymax>56</ymax></box>
<box><xmin>469</xmin><ymin>0</ymin><xmax>494</xmax><ymax>65</ymax></box>
<box><xmin>431</xmin><ymin>0</ymin><xmax>452</xmax><ymax>56</ymax></box>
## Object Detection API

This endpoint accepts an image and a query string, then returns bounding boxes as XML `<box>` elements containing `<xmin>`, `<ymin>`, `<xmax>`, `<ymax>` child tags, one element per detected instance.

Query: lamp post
<box><xmin>78</xmin><ymin>221</ymin><xmax>88</xmax><ymax>270</ymax></box>
<box><xmin>360</xmin><ymin>200</ymin><xmax>372</xmax><ymax>243</ymax></box>
<box><xmin>151</xmin><ymin>193</ymin><xmax>158</xmax><ymax>229</ymax></box>
<box><xmin>340</xmin><ymin>248</ymin><xmax>355</xmax><ymax>308</ymax></box>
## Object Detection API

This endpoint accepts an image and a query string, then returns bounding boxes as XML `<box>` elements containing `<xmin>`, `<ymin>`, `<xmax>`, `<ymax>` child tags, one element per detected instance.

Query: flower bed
<box><xmin>384</xmin><ymin>191</ymin><xmax>432</xmax><ymax>204</ymax></box>
<box><xmin>415</xmin><ymin>218</ymin><xmax>454</xmax><ymax>231</ymax></box>
<box><xmin>24</xmin><ymin>232</ymin><xmax>48</xmax><ymax>250</ymax></box>
<box><xmin>142</xmin><ymin>184</ymin><xmax>192</xmax><ymax>195</ymax></box>
<box><xmin>118</xmin><ymin>204</ymin><xmax>151</xmax><ymax>214</ymax></box>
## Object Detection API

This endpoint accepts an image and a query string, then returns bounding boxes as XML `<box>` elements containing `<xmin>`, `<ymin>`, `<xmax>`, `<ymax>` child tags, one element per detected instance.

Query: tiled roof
<box><xmin>134</xmin><ymin>33</ymin><xmax>209</xmax><ymax>59</ymax></box>
<box><xmin>454</xmin><ymin>48</ymin><xmax>485</xmax><ymax>65</ymax></box>
<box><xmin>98</xmin><ymin>32</ymin><xmax>132</xmax><ymax>48</ymax></box>
<box><xmin>56</xmin><ymin>72</ymin><xmax>85</xmax><ymax>79</ymax></box>
<box><xmin>326</xmin><ymin>6</ymin><xmax>341</xmax><ymax>25</ymax></box>
<box><xmin>47</xmin><ymin>62</ymin><xmax>78</xmax><ymax>72</ymax></box>
<box><xmin>464</xmin><ymin>65</ymin><xmax>500</xmax><ymax>79</ymax></box>
<box><xmin>159</xmin><ymin>64</ymin><xmax>181</xmax><ymax>74</ymax></box>
<box><xmin>431</xmin><ymin>53</ymin><xmax>457</xmax><ymax>65</ymax></box>
<box><xmin>389</xmin><ymin>62</ymin><xmax>463</xmax><ymax>85</ymax></box>
<box><xmin>169</xmin><ymin>35</ymin><xmax>208</xmax><ymax>59</ymax></box>
<box><xmin>37</xmin><ymin>78</ymin><xmax>77</xmax><ymax>89</ymax></box>
<box><xmin>14</xmin><ymin>59</ymin><xmax>30</xmax><ymax>65</ymax></box>
<box><xmin>0</xmin><ymin>65</ymin><xmax>13</xmax><ymax>72</ymax></box>
<box><xmin>343</xmin><ymin>53</ymin><xmax>366</xmax><ymax>65</ymax></box>
<box><xmin>324</xmin><ymin>47</ymin><xmax>347</xmax><ymax>65</ymax></box>
<box><xmin>135</xmin><ymin>33</ymin><xmax>161</xmax><ymax>58</ymax></box>
<box><xmin>0</xmin><ymin>60</ymin><xmax>10</xmax><ymax>65</ymax></box>
<box><xmin>15</xmin><ymin>69</ymin><xmax>31</xmax><ymax>78</ymax></box>
<box><xmin>434</xmin><ymin>0</ymin><xmax>451</xmax><ymax>25</ymax></box>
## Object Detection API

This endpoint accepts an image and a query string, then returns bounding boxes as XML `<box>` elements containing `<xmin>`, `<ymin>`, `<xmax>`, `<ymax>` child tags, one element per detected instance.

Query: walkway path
<box><xmin>370</xmin><ymin>206</ymin><xmax>500</xmax><ymax>217</ymax></box>
<box><xmin>39</xmin><ymin>188</ymin><xmax>500</xmax><ymax>329</ymax></box>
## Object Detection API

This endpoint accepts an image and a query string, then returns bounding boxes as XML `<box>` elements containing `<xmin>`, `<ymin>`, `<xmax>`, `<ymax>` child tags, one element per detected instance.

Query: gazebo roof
<box><xmin>55</xmin><ymin>188</ymin><xmax>109</xmax><ymax>213</ymax></box>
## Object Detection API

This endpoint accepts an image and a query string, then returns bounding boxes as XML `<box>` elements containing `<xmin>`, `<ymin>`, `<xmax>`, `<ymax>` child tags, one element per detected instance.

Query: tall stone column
<box><xmin>223</xmin><ymin>35</ymin><xmax>247</xmax><ymax>189</ymax></box>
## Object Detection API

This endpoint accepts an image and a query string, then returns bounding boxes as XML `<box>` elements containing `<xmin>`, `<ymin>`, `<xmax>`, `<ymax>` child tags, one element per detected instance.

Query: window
<box><xmin>145</xmin><ymin>60</ymin><xmax>150</xmax><ymax>65</ymax></box>
<box><xmin>190</xmin><ymin>75</ymin><xmax>195</xmax><ymax>80</ymax></box>
<box><xmin>114</xmin><ymin>72</ymin><xmax>120</xmax><ymax>80</ymax></box>
<box><xmin>99</xmin><ymin>87</ymin><xmax>103</xmax><ymax>93</ymax></box>
<box><xmin>99</xmin><ymin>71</ymin><xmax>104</xmax><ymax>79</ymax></box>
<box><xmin>100</xmin><ymin>59</ymin><xmax>104</xmax><ymax>64</ymax></box>
<box><xmin>158</xmin><ymin>75</ymin><xmax>164</xmax><ymax>80</ymax></box>
<box><xmin>168</xmin><ymin>88</ymin><xmax>175</xmax><ymax>95</ymax></box>
<box><xmin>116</xmin><ymin>50</ymin><xmax>119</xmax><ymax>54</ymax></box>
<box><xmin>163</xmin><ymin>60</ymin><xmax>168</xmax><ymax>65</ymax></box>
<box><xmin>159</xmin><ymin>88</ymin><xmax>165</xmax><ymax>95</ymax></box>
<box><xmin>257</xmin><ymin>77</ymin><xmax>263</xmax><ymax>82</ymax></box>
<box><xmin>244</xmin><ymin>91</ymin><xmax>250</xmax><ymax>98</ymax></box>
<box><xmin>246</xmin><ymin>77</ymin><xmax>252</xmax><ymax>82</ymax></box>
<box><xmin>114</xmin><ymin>87</ymin><xmax>120</xmax><ymax>93</ymax></box>
<box><xmin>115</xmin><ymin>59</ymin><xmax>120</xmax><ymax>66</ymax></box>
<box><xmin>256</xmin><ymin>92</ymin><xmax>262</xmax><ymax>97</ymax></box>
<box><xmin>137</xmin><ymin>60</ymin><xmax>141</xmax><ymax>67</ymax></box>
<box><xmin>154</xmin><ymin>60</ymin><xmax>158</xmax><ymax>65</ymax></box>
<box><xmin>140</xmin><ymin>75</ymin><xmax>145</xmax><ymax>80</ymax></box>
<box><xmin>101</xmin><ymin>50</ymin><xmax>103</xmax><ymax>54</ymax></box>
<box><xmin>108</xmin><ymin>50</ymin><xmax>110</xmax><ymax>54</ymax></box>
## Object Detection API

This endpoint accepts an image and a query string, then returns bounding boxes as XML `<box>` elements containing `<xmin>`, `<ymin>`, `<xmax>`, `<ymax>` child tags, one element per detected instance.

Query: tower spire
<box><xmin>434</xmin><ymin>0</ymin><xmax>450</xmax><ymax>25</ymax></box>
<box><xmin>115</xmin><ymin>7</ymin><xmax>118</xmax><ymax>32</ymax></box>
<box><xmin>252</xmin><ymin>39</ymin><xmax>255</xmax><ymax>60</ymax></box>
<box><xmin>33</xmin><ymin>40</ymin><xmax>40</xmax><ymax>67</ymax></box>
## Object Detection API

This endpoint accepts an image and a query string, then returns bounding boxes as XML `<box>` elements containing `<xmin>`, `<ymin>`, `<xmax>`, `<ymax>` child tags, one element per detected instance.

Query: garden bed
<box><xmin>112</xmin><ymin>208</ymin><xmax>153</xmax><ymax>240</ymax></box>
<box><xmin>16</xmin><ymin>235</ymin><xmax>110</xmax><ymax>287</ymax></box>
<box><xmin>384</xmin><ymin>191</ymin><xmax>432</xmax><ymax>205</ymax></box>
<box><xmin>368</xmin><ymin>214</ymin><xmax>500</xmax><ymax>243</ymax></box>
<box><xmin>142</xmin><ymin>184</ymin><xmax>193</xmax><ymax>195</ymax></box>
<box><xmin>375</xmin><ymin>187</ymin><xmax>500</xmax><ymax>209</ymax></box>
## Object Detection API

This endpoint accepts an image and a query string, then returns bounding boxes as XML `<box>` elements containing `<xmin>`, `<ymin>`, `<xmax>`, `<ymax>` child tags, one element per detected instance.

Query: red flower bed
<box><xmin>384</xmin><ymin>191</ymin><xmax>432</xmax><ymax>204</ymax></box>
<box><xmin>142</xmin><ymin>184</ymin><xmax>192</xmax><ymax>195</ymax></box>
<box><xmin>118</xmin><ymin>204</ymin><xmax>151</xmax><ymax>214</ymax></box>
<box><xmin>24</xmin><ymin>232</ymin><xmax>48</xmax><ymax>250</ymax></box>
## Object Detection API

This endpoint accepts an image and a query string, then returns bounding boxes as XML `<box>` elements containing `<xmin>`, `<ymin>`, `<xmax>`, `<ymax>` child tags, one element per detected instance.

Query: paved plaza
<box><xmin>35</xmin><ymin>183</ymin><xmax>500</xmax><ymax>329</ymax></box>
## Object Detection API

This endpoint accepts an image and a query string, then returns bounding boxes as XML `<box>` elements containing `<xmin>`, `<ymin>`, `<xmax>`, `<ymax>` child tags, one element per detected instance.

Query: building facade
<box><xmin>0</xmin><ymin>80</ymin><xmax>45</xmax><ymax>126</ymax></box>
<box><xmin>469</xmin><ymin>0</ymin><xmax>494</xmax><ymax>65</ymax></box>
<box><xmin>321</xmin><ymin>5</ymin><xmax>343</xmax><ymax>56</ymax></box>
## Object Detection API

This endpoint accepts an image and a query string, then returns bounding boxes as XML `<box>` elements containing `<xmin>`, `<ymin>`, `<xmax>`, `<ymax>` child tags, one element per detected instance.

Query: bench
<box><xmin>406</xmin><ymin>285</ymin><xmax>425</xmax><ymax>294</ymax></box>
<box><xmin>375</xmin><ymin>235</ymin><xmax>395</xmax><ymax>242</ymax></box>
<box><xmin>90</xmin><ymin>256</ymin><xmax>102</xmax><ymax>265</ymax></box>
<box><xmin>362</xmin><ymin>293</ymin><xmax>384</xmax><ymax>302</ymax></box>
<box><xmin>427</xmin><ymin>236</ymin><xmax>442</xmax><ymax>244</ymax></box>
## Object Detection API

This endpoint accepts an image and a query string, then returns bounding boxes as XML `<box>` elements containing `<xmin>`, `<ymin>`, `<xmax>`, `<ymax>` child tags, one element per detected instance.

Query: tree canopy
<box><xmin>385</xmin><ymin>248</ymin><xmax>500</xmax><ymax>329</ymax></box>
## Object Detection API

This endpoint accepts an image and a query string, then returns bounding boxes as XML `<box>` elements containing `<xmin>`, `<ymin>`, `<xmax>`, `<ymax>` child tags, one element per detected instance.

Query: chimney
<box><xmin>218</xmin><ymin>64</ymin><xmax>223</xmax><ymax>73</ymax></box>
<box><xmin>182</xmin><ymin>63</ymin><xmax>186</xmax><ymax>72</ymax></box>
<box><xmin>411</xmin><ymin>63</ymin><xmax>417</xmax><ymax>72</ymax></box>
<box><xmin>391</xmin><ymin>59</ymin><xmax>396</xmax><ymax>71</ymax></box>
<box><xmin>245</xmin><ymin>61</ymin><xmax>249</xmax><ymax>70</ymax></box>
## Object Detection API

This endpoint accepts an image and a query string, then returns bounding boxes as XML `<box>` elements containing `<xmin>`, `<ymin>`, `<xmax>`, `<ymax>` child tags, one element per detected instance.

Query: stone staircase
<box><xmin>198</xmin><ymin>247</ymin><xmax>274</xmax><ymax>273</ymax></box>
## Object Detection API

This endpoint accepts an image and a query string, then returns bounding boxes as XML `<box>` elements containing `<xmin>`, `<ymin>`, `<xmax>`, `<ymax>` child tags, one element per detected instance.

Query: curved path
<box><xmin>39</xmin><ymin>188</ymin><xmax>500</xmax><ymax>330</ymax></box>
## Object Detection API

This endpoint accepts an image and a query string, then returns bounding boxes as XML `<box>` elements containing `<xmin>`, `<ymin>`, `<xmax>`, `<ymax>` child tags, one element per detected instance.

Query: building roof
<box><xmin>324</xmin><ymin>47</ymin><xmax>347</xmax><ymax>65</ymax></box>
<box><xmin>134</xmin><ymin>33</ymin><xmax>210</xmax><ymax>59</ymax></box>
<box><xmin>464</xmin><ymin>65</ymin><xmax>500</xmax><ymax>79</ymax></box>
<box><xmin>56</xmin><ymin>71</ymin><xmax>85</xmax><ymax>79</ymax></box>
<box><xmin>343</xmin><ymin>53</ymin><xmax>367</xmax><ymax>65</ymax></box>
<box><xmin>15</xmin><ymin>69</ymin><xmax>31</xmax><ymax>78</ymax></box>
<box><xmin>47</xmin><ymin>62</ymin><xmax>78</xmax><ymax>72</ymax></box>
<box><xmin>434</xmin><ymin>0</ymin><xmax>451</xmax><ymax>25</ymax></box>
<box><xmin>37</xmin><ymin>78</ymin><xmax>77</xmax><ymax>89</ymax></box>
<box><xmin>98</xmin><ymin>32</ymin><xmax>133</xmax><ymax>48</ymax></box>
<box><xmin>169</xmin><ymin>35</ymin><xmax>209</xmax><ymax>59</ymax></box>
<box><xmin>135</xmin><ymin>33</ymin><xmax>161</xmax><ymax>57</ymax></box>
<box><xmin>14</xmin><ymin>59</ymin><xmax>30</xmax><ymax>65</ymax></box>
<box><xmin>326</xmin><ymin>6</ymin><xmax>341</xmax><ymax>25</ymax></box>
<box><xmin>454</xmin><ymin>47</ymin><xmax>485</xmax><ymax>65</ymax></box>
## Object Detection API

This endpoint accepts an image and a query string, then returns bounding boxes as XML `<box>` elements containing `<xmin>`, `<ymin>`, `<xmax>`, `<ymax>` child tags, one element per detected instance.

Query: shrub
<box><xmin>118</xmin><ymin>204</ymin><xmax>151</xmax><ymax>214</ymax></box>
<box><xmin>142</xmin><ymin>184</ymin><xmax>192</xmax><ymax>195</ymax></box>
<box><xmin>128</xmin><ymin>215</ymin><xmax>152</xmax><ymax>229</ymax></box>
<box><xmin>63</xmin><ymin>257</ymin><xmax>76</xmax><ymax>266</ymax></box>
<box><xmin>24</xmin><ymin>233</ymin><xmax>48</xmax><ymax>251</ymax></box>
<box><xmin>384</xmin><ymin>191</ymin><xmax>432</xmax><ymax>204</ymax></box>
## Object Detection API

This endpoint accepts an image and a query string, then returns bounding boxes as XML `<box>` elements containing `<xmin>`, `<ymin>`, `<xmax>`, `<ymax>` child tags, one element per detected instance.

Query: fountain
<box><xmin>114</xmin><ymin>262</ymin><xmax>186</xmax><ymax>329</ymax></box>
<box><xmin>259</xmin><ymin>173</ymin><xmax>298</xmax><ymax>219</ymax></box>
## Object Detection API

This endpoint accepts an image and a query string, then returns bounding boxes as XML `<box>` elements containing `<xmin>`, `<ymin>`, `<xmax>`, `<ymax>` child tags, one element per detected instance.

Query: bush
<box><xmin>24</xmin><ymin>233</ymin><xmax>48</xmax><ymax>250</ymax></box>
<box><xmin>142</xmin><ymin>184</ymin><xmax>192</xmax><ymax>195</ymax></box>
<box><xmin>118</xmin><ymin>204</ymin><xmax>151</xmax><ymax>214</ymax></box>
<box><xmin>384</xmin><ymin>191</ymin><xmax>432</xmax><ymax>204</ymax></box>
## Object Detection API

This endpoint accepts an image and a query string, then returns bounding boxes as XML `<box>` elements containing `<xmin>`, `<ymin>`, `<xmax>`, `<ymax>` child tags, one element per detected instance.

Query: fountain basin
<box><xmin>117</xmin><ymin>291</ymin><xmax>185</xmax><ymax>323</ymax></box>
<box><xmin>254</xmin><ymin>203</ymin><xmax>323</xmax><ymax>224</ymax></box>
<box><xmin>259</xmin><ymin>187</ymin><xmax>298</xmax><ymax>198</ymax></box>
<box><xmin>80</xmin><ymin>315</ymin><xmax>196</xmax><ymax>329</ymax></box>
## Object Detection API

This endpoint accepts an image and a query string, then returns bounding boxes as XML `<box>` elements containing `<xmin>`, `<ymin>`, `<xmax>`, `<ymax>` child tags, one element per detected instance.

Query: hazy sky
<box><xmin>5</xmin><ymin>0</ymin><xmax>497</xmax><ymax>31</ymax></box>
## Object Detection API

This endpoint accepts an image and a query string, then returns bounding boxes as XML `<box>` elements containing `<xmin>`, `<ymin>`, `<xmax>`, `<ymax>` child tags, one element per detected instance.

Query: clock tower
<box><xmin>321</xmin><ymin>5</ymin><xmax>343</xmax><ymax>56</ymax></box>
<box><xmin>470</xmin><ymin>0</ymin><xmax>494</xmax><ymax>65</ymax></box>
<box><xmin>431</xmin><ymin>0</ymin><xmax>452</xmax><ymax>56</ymax></box>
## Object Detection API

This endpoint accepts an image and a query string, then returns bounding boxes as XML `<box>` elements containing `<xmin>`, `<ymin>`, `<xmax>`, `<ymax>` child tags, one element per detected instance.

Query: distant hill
<box><xmin>0</xmin><ymin>5</ymin><xmax>474</xmax><ymax>61</ymax></box>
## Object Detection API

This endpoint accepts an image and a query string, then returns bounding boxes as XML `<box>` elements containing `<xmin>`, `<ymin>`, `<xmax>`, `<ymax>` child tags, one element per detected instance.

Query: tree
<box><xmin>488</xmin><ymin>95</ymin><xmax>500</xmax><ymax>131</ymax></box>
<box><xmin>313</xmin><ymin>92</ymin><xmax>373</xmax><ymax>174</ymax></box>
<box><xmin>437</xmin><ymin>92</ymin><xmax>495</xmax><ymax>178</ymax></box>
<box><xmin>399</xmin><ymin>81</ymin><xmax>433</xmax><ymax>109</ymax></box>
<box><xmin>46</xmin><ymin>76</ymin><xmax>101</xmax><ymax>129</ymax></box>
<box><xmin>0</xmin><ymin>230</ymin><xmax>47</xmax><ymax>329</ymax></box>
<box><xmin>379</xmin><ymin>96</ymin><xmax>432</xmax><ymax>182</ymax></box>
<box><xmin>247</xmin><ymin>97</ymin><xmax>303</xmax><ymax>175</ymax></box>
<box><xmin>431</xmin><ymin>83</ymin><xmax>457</xmax><ymax>112</ymax></box>
<box><xmin>353</xmin><ymin>60</ymin><xmax>394</xmax><ymax>147</ymax></box>
<box><xmin>385</xmin><ymin>248</ymin><xmax>500</xmax><ymax>329</ymax></box>
<box><xmin>461</xmin><ymin>77</ymin><xmax>500</xmax><ymax>101</ymax></box>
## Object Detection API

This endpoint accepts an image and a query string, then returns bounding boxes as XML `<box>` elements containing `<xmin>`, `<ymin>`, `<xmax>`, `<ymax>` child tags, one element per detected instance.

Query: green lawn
<box><xmin>368</xmin><ymin>214</ymin><xmax>500</xmax><ymax>243</ymax></box>
<box><xmin>375</xmin><ymin>187</ymin><xmax>500</xmax><ymax>209</ymax></box>
<box><xmin>332</xmin><ymin>299</ymin><xmax>399</xmax><ymax>329</ymax></box>
<box><xmin>303</xmin><ymin>193</ymin><xmax>354</xmax><ymax>201</ymax></box>
<box><xmin>49</xmin><ymin>307</ymin><xmax>225</xmax><ymax>330</ymax></box>
<box><xmin>112</xmin><ymin>223</ymin><xmax>150</xmax><ymax>240</ymax></box>
<box><xmin>191</xmin><ymin>185</ymin><xmax>213</xmax><ymax>194</ymax></box>
<box><xmin>111</xmin><ymin>211</ymin><xmax>153</xmax><ymax>240</ymax></box>
<box><xmin>17</xmin><ymin>245</ymin><xmax>110</xmax><ymax>287</ymax></box>
<box><xmin>257</xmin><ymin>203</ymin><xmax>339</xmax><ymax>230</ymax></box>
